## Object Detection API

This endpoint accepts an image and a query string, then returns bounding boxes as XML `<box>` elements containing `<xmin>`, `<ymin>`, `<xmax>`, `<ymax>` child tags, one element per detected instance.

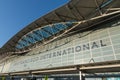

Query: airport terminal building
<box><xmin>0</xmin><ymin>0</ymin><xmax>120</xmax><ymax>80</ymax></box>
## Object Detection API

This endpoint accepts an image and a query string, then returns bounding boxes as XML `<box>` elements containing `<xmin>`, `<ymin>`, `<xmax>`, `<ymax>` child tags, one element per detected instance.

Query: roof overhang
<box><xmin>0</xmin><ymin>0</ymin><xmax>120</xmax><ymax>54</ymax></box>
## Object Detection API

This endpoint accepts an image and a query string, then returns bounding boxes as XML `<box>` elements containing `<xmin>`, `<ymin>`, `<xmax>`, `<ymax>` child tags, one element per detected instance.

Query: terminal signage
<box><xmin>13</xmin><ymin>39</ymin><xmax>106</xmax><ymax>66</ymax></box>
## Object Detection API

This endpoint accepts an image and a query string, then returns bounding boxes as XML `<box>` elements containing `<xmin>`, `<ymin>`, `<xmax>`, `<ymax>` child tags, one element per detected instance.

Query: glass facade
<box><xmin>16</xmin><ymin>21</ymin><xmax>75</xmax><ymax>49</ymax></box>
<box><xmin>0</xmin><ymin>18</ymin><xmax>120</xmax><ymax>72</ymax></box>
<box><xmin>0</xmin><ymin>19</ymin><xmax>120</xmax><ymax>73</ymax></box>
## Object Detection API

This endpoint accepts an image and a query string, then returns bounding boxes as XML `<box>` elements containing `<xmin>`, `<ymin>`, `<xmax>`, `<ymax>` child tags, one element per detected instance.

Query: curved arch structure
<box><xmin>0</xmin><ymin>0</ymin><xmax>120</xmax><ymax>77</ymax></box>
<box><xmin>16</xmin><ymin>21</ymin><xmax>76</xmax><ymax>49</ymax></box>
<box><xmin>0</xmin><ymin>0</ymin><xmax>120</xmax><ymax>55</ymax></box>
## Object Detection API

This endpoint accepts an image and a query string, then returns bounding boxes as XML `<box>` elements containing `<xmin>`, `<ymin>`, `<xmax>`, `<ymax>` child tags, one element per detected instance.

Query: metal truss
<box><xmin>9</xmin><ymin>10</ymin><xmax>120</xmax><ymax>55</ymax></box>
<box><xmin>0</xmin><ymin>0</ymin><xmax>120</xmax><ymax>56</ymax></box>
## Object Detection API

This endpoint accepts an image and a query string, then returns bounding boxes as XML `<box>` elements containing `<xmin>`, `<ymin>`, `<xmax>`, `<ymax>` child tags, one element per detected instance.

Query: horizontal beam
<box><xmin>32</xmin><ymin>67</ymin><xmax>77</xmax><ymax>74</ymax></box>
<box><xmin>80</xmin><ymin>64</ymin><xmax>120</xmax><ymax>70</ymax></box>
<box><xmin>10</xmin><ymin>72</ymin><xmax>29</xmax><ymax>75</ymax></box>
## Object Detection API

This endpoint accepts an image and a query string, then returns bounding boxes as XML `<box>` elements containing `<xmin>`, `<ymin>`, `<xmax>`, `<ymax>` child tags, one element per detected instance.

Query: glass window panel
<box><xmin>112</xmin><ymin>39</ymin><xmax>120</xmax><ymax>45</ymax></box>
<box><xmin>101</xmin><ymin>46</ymin><xmax>112</xmax><ymax>51</ymax></box>
<box><xmin>52</xmin><ymin>63</ymin><xmax>61</xmax><ymax>67</ymax></box>
<box><xmin>52</xmin><ymin>59</ymin><xmax>61</xmax><ymax>63</ymax></box>
<box><xmin>27</xmin><ymin>38</ymin><xmax>34</xmax><ymax>44</ymax></box>
<box><xmin>35</xmin><ymin>29</ymin><xmax>45</xmax><ymax>39</ymax></box>
<box><xmin>109</xmin><ymin>28</ymin><xmax>120</xmax><ymax>35</ymax></box>
<box><xmin>67</xmin><ymin>61</ymin><xmax>74</xmax><ymax>65</ymax></box>
<box><xmin>109</xmin><ymin>26</ymin><xmax>120</xmax><ymax>31</ymax></box>
<box><xmin>54</xmin><ymin>24</ymin><xmax>67</xmax><ymax>30</ymax></box>
<box><xmin>23</xmin><ymin>37</ymin><xmax>30</xmax><ymax>45</ymax></box>
<box><xmin>29</xmin><ymin>34</ymin><xmax>38</xmax><ymax>42</ymax></box>
<box><xmin>92</xmin><ymin>57</ymin><xmax>102</xmax><ymax>62</ymax></box>
<box><xmin>90</xmin><ymin>32</ymin><xmax>99</xmax><ymax>40</ymax></box>
<box><xmin>43</xmin><ymin>26</ymin><xmax>54</xmax><ymax>34</ymax></box>
<box><xmin>65</xmin><ymin>22</ymin><xmax>74</xmax><ymax>27</ymax></box>
<box><xmin>102</xmin><ymin>50</ymin><xmax>114</xmax><ymax>56</ymax></box>
<box><xmin>83</xmin><ymin>51</ymin><xmax>90</xmax><ymax>54</ymax></box>
<box><xmin>113</xmin><ymin>44</ymin><xmax>120</xmax><ymax>50</ymax></box>
<box><xmin>35</xmin><ymin>29</ymin><xmax>42</xmax><ymax>34</ymax></box>
<box><xmin>101</xmin><ymin>38</ymin><xmax>111</xmax><ymax>46</ymax></box>
<box><xmin>83</xmin><ymin>54</ymin><xmax>91</xmax><ymax>59</ymax></box>
<box><xmin>103</xmin><ymin>55</ymin><xmax>115</xmax><ymax>61</ymax></box>
<box><xmin>24</xmin><ymin>36</ymin><xmax>33</xmax><ymax>44</ymax></box>
<box><xmin>16</xmin><ymin>44</ymin><xmax>22</xmax><ymax>49</ymax></box>
<box><xmin>51</xmin><ymin>26</ymin><xmax>59</xmax><ymax>34</ymax></box>
<box><xmin>92</xmin><ymin>52</ymin><xmax>102</xmax><ymax>57</ymax></box>
<box><xmin>90</xmin><ymin>40</ymin><xmax>100</xmax><ymax>50</ymax></box>
<box><xmin>116</xmin><ymin>54</ymin><xmax>120</xmax><ymax>60</ymax></box>
<box><xmin>83</xmin><ymin>59</ymin><xmax>91</xmax><ymax>63</ymax></box>
<box><xmin>68</xmin><ymin>56</ymin><xmax>74</xmax><ymax>60</ymax></box>
<box><xmin>92</xmin><ymin>48</ymin><xmax>101</xmax><ymax>53</ymax></box>
<box><xmin>62</xmin><ymin>56</ymin><xmax>67</xmax><ymax>61</ymax></box>
<box><xmin>99</xmin><ymin>32</ymin><xmax>109</xmax><ymax>38</ymax></box>
<box><xmin>41</xmin><ymin>29</ymin><xmax>51</xmax><ymax>38</ymax></box>
<box><xmin>32</xmin><ymin>31</ymin><xmax>42</xmax><ymax>40</ymax></box>
<box><xmin>81</xmin><ymin>36</ymin><xmax>89</xmax><ymax>42</ymax></box>
<box><xmin>75</xmin><ymin>59</ymin><xmax>83</xmax><ymax>64</ymax></box>
<box><xmin>115</xmin><ymin>49</ymin><xmax>120</xmax><ymax>55</ymax></box>
<box><xmin>75</xmin><ymin>53</ymin><xmax>83</xmax><ymax>59</ymax></box>
<box><xmin>62</xmin><ymin>62</ymin><xmax>67</xmax><ymax>66</ymax></box>
<box><xmin>111</xmin><ymin>34</ymin><xmax>120</xmax><ymax>39</ymax></box>
<box><xmin>19</xmin><ymin>40</ymin><xmax>26</xmax><ymax>47</ymax></box>
<box><xmin>27</xmin><ymin>34</ymin><xmax>36</xmax><ymax>43</ymax></box>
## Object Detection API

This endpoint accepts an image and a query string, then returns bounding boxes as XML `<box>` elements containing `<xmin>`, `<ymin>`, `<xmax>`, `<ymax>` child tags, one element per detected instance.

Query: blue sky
<box><xmin>0</xmin><ymin>0</ymin><xmax>69</xmax><ymax>48</ymax></box>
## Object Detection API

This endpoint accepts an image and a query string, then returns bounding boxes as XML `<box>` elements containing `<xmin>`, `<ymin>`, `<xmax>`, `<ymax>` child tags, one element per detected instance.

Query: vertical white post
<box><xmin>79</xmin><ymin>71</ymin><xmax>82</xmax><ymax>80</ymax></box>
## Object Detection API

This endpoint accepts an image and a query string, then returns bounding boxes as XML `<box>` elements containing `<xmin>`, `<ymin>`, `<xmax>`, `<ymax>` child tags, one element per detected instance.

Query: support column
<box><xmin>28</xmin><ymin>71</ymin><xmax>32</xmax><ymax>80</ymax></box>
<box><xmin>79</xmin><ymin>71</ymin><xmax>82</xmax><ymax>80</ymax></box>
<box><xmin>102</xmin><ymin>77</ymin><xmax>106</xmax><ymax>80</ymax></box>
<box><xmin>8</xmin><ymin>73</ymin><xmax>13</xmax><ymax>80</ymax></box>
